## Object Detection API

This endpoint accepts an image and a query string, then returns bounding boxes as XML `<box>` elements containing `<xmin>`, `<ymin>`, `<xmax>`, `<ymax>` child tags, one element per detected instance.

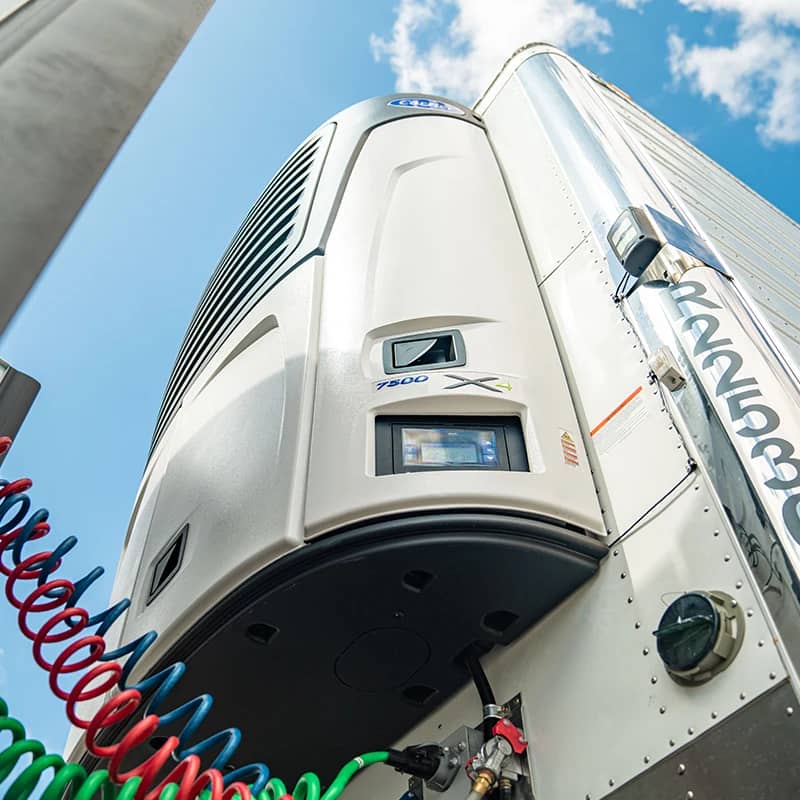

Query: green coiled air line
<box><xmin>0</xmin><ymin>696</ymin><xmax>388</xmax><ymax>800</ymax></box>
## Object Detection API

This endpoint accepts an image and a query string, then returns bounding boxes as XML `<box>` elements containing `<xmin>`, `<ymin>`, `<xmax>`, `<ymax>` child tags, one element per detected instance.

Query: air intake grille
<box><xmin>149</xmin><ymin>132</ymin><xmax>326</xmax><ymax>455</ymax></box>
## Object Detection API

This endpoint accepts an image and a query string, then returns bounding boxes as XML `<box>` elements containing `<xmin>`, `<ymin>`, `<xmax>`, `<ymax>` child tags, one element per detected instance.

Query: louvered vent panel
<box><xmin>150</xmin><ymin>133</ymin><xmax>325</xmax><ymax>454</ymax></box>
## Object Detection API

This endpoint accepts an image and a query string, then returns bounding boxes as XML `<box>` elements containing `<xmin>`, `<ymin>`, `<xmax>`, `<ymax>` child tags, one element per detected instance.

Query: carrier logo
<box><xmin>387</xmin><ymin>97</ymin><xmax>465</xmax><ymax>115</ymax></box>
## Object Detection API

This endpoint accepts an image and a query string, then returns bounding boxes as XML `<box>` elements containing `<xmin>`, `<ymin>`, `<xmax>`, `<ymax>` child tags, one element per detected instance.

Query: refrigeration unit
<box><xmin>64</xmin><ymin>44</ymin><xmax>800</xmax><ymax>800</ymax></box>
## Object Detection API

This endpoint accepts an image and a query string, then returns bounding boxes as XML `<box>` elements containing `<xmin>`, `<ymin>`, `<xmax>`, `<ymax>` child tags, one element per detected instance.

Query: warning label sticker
<box><xmin>590</xmin><ymin>386</ymin><xmax>647</xmax><ymax>455</ymax></box>
<box><xmin>560</xmin><ymin>430</ymin><xmax>580</xmax><ymax>467</ymax></box>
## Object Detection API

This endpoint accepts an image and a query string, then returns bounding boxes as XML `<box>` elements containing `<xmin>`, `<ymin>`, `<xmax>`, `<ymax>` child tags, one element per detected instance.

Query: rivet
<box><xmin>643</xmin><ymin>647</ymin><xmax>650</xmax><ymax>656</ymax></box>
<box><xmin>746</xmin><ymin>609</ymin><xmax>754</xmax><ymax>618</ymax></box>
<box><xmin>635</xmin><ymin>621</ymin><xmax>641</xmax><ymax>629</ymax></box>
<box><xmin>613</xmin><ymin>549</ymin><xmax>619</xmax><ymax>557</ymax></box>
<box><xmin>609</xmin><ymin>778</ymin><xmax>615</xmax><ymax>787</ymax></box>
<box><xmin>644</xmin><ymin>755</ymin><xmax>650</xmax><ymax>764</ymax></box>
<box><xmin>627</xmin><ymin>596</ymin><xmax>634</xmax><ymax>604</ymax></box>
<box><xmin>651</xmin><ymin>676</ymin><xmax>658</xmax><ymax>684</ymax></box>
<box><xmin>688</xmin><ymin>727</ymin><xmax>694</xmax><ymax>735</ymax></box>
<box><xmin>735</xmin><ymin>581</ymin><xmax>743</xmax><ymax>589</ymax></box>
<box><xmin>787</xmin><ymin>707</ymin><xmax>794</xmax><ymax>716</ymax></box>
<box><xmin>621</xmin><ymin>572</ymin><xmax>627</xmax><ymax>579</ymax></box>
<box><xmin>659</xmin><ymin>706</ymin><xmax>666</xmax><ymax>714</ymax></box>
<box><xmin>678</xmin><ymin>763</ymin><xmax>686</xmax><ymax>775</ymax></box>
<box><xmin>731</xmin><ymin>599</ymin><xmax>738</xmax><ymax>607</ymax></box>
<box><xmin>740</xmin><ymin>692</ymin><xmax>746</xmax><ymax>701</ymax></box>
<box><xmin>711</xmin><ymin>711</ymin><xmax>717</xmax><ymax>719</ymax></box>
<box><xmin>703</xmin><ymin>507</ymin><xmax>709</xmax><ymax>513</ymax></box>
<box><xmin>724</xmin><ymin>554</ymin><xmax>731</xmax><ymax>562</ymax></box>
<box><xmin>758</xmin><ymin>639</ymin><xmax>765</xmax><ymax>647</ymax></box>
<box><xmin>669</xmin><ymin>739</ymin><xmax>676</xmax><ymax>747</ymax></box>
<box><xmin>687</xmin><ymin>792</ymin><xmax>695</xmax><ymax>799</ymax></box>
<box><xmin>770</xmin><ymin>672</ymin><xmax>777</xmax><ymax>680</ymax></box>
<box><xmin>713</xmin><ymin>530</ymin><xmax>720</xmax><ymax>537</ymax></box>
<box><xmin>458</xmin><ymin>742</ymin><xmax>466</xmax><ymax>751</ymax></box>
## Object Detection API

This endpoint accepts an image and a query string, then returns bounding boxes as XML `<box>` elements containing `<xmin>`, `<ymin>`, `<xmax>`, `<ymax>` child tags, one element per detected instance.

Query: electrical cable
<box><xmin>0</xmin><ymin>436</ymin><xmax>389</xmax><ymax>800</ymax></box>
<box><xmin>463</xmin><ymin>652</ymin><xmax>500</xmax><ymax>741</ymax></box>
<box><xmin>607</xmin><ymin>459</ymin><xmax>697</xmax><ymax>549</ymax></box>
<box><xmin>463</xmin><ymin>653</ymin><xmax>495</xmax><ymax>708</ymax></box>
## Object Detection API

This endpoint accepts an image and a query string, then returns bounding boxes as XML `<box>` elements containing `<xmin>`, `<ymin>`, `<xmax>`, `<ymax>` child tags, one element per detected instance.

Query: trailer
<box><xmin>2</xmin><ymin>41</ymin><xmax>800</xmax><ymax>800</ymax></box>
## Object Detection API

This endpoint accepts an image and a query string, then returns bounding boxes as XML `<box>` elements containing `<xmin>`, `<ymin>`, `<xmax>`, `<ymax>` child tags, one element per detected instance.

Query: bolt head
<box><xmin>678</xmin><ymin>764</ymin><xmax>686</xmax><ymax>775</ymax></box>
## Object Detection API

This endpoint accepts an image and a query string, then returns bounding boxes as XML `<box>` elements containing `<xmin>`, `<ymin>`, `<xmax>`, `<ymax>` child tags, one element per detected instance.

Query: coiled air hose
<box><xmin>0</xmin><ymin>436</ymin><xmax>389</xmax><ymax>800</ymax></box>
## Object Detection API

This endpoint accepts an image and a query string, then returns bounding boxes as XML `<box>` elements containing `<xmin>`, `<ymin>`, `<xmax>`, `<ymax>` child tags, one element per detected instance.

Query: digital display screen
<box><xmin>401</xmin><ymin>427</ymin><xmax>498</xmax><ymax>468</ymax></box>
<box><xmin>420</xmin><ymin>442</ymin><xmax>478</xmax><ymax>464</ymax></box>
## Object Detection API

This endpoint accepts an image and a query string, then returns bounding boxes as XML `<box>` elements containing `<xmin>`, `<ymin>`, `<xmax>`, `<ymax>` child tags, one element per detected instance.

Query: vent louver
<box><xmin>149</xmin><ymin>132</ymin><xmax>326</xmax><ymax>455</ymax></box>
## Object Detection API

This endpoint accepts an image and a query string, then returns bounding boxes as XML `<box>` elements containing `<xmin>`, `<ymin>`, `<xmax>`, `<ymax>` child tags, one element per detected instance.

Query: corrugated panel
<box><xmin>149</xmin><ymin>125</ymin><xmax>332</xmax><ymax>454</ymax></box>
<box><xmin>594</xmin><ymin>79</ymin><xmax>800</xmax><ymax>366</ymax></box>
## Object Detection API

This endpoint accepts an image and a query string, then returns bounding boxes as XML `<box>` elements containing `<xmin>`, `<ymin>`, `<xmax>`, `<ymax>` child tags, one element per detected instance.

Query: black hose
<box><xmin>499</xmin><ymin>780</ymin><xmax>513</xmax><ymax>800</ymax></box>
<box><xmin>464</xmin><ymin>652</ymin><xmax>496</xmax><ymax>706</ymax></box>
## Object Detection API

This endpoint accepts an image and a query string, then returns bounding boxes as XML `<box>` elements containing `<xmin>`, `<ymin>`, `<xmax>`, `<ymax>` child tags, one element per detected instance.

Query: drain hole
<box><xmin>402</xmin><ymin>684</ymin><xmax>438</xmax><ymax>705</ymax></box>
<box><xmin>402</xmin><ymin>569</ymin><xmax>435</xmax><ymax>593</ymax></box>
<box><xmin>149</xmin><ymin>736</ymin><xmax>168</xmax><ymax>751</ymax></box>
<box><xmin>246</xmin><ymin>622</ymin><xmax>279</xmax><ymax>646</ymax></box>
<box><xmin>482</xmin><ymin>609</ymin><xmax>519</xmax><ymax>635</ymax></box>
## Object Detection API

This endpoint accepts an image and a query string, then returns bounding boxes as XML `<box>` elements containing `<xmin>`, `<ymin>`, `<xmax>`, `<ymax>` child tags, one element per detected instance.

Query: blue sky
<box><xmin>0</xmin><ymin>0</ymin><xmax>798</xmax><ymax>763</ymax></box>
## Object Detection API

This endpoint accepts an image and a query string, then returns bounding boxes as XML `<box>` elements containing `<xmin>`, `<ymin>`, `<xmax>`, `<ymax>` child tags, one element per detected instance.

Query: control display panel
<box><xmin>376</xmin><ymin>416</ymin><xmax>528</xmax><ymax>475</ymax></box>
<box><xmin>401</xmin><ymin>427</ymin><xmax>497</xmax><ymax>467</ymax></box>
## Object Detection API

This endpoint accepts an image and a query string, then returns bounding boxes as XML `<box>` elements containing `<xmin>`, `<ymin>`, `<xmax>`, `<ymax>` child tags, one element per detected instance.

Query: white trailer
<box><xmin>64</xmin><ymin>44</ymin><xmax>800</xmax><ymax>800</ymax></box>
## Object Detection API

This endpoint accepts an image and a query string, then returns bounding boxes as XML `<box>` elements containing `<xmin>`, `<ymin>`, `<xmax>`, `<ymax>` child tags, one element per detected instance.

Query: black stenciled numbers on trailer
<box><xmin>669</xmin><ymin>280</ymin><xmax>800</xmax><ymax>544</ymax></box>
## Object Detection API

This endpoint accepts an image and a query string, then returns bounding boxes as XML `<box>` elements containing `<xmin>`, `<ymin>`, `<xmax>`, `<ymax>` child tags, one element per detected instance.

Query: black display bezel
<box><xmin>375</xmin><ymin>415</ymin><xmax>529</xmax><ymax>475</ymax></box>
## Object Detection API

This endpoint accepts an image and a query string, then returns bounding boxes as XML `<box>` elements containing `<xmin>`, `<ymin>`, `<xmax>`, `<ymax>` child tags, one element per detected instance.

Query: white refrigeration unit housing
<box><xmin>69</xmin><ymin>45</ymin><xmax>800</xmax><ymax>800</ymax></box>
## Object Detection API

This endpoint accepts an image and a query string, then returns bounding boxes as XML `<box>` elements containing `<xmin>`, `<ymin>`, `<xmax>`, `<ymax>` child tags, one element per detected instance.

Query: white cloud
<box><xmin>677</xmin><ymin>0</ymin><xmax>800</xmax><ymax>27</ymax></box>
<box><xmin>370</xmin><ymin>0</ymin><xmax>612</xmax><ymax>103</ymax></box>
<box><xmin>668</xmin><ymin>1</ymin><xmax>800</xmax><ymax>144</ymax></box>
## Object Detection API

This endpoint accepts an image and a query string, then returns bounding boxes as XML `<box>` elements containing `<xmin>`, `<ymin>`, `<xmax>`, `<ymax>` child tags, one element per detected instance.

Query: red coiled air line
<box><xmin>0</xmin><ymin>436</ymin><xmax>254</xmax><ymax>800</ymax></box>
